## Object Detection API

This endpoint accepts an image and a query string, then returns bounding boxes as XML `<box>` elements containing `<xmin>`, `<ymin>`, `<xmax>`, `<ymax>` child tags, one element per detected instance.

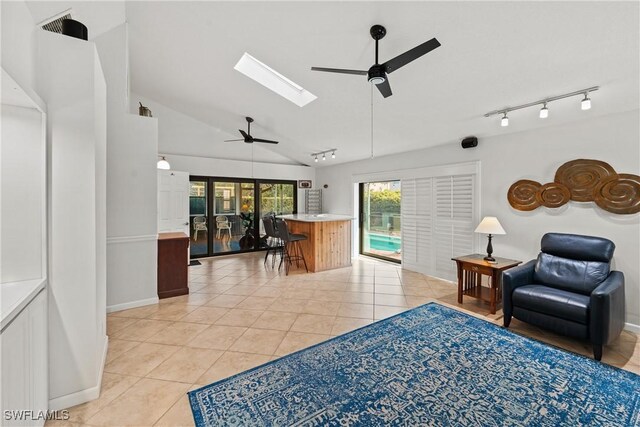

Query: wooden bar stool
<box><xmin>275</xmin><ymin>219</ymin><xmax>308</xmax><ymax>275</ymax></box>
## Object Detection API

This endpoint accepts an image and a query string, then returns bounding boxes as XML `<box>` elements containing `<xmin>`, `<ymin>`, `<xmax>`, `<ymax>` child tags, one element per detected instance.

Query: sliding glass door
<box><xmin>189</xmin><ymin>177</ymin><xmax>297</xmax><ymax>258</ymax></box>
<box><xmin>360</xmin><ymin>180</ymin><xmax>402</xmax><ymax>263</ymax></box>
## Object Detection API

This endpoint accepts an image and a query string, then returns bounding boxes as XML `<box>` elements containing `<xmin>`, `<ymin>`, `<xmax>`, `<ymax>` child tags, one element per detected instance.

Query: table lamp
<box><xmin>474</xmin><ymin>216</ymin><xmax>506</xmax><ymax>262</ymax></box>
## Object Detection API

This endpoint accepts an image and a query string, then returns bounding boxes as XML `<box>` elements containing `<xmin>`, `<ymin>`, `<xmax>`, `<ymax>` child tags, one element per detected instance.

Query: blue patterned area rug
<box><xmin>189</xmin><ymin>303</ymin><xmax>640</xmax><ymax>426</ymax></box>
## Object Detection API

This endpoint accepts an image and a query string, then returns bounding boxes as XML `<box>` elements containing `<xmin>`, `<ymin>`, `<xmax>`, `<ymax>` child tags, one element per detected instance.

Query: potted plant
<box><xmin>238</xmin><ymin>212</ymin><xmax>255</xmax><ymax>249</ymax></box>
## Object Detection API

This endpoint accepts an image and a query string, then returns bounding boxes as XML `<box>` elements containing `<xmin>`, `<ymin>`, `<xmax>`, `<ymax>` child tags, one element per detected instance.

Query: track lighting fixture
<box><xmin>485</xmin><ymin>86</ymin><xmax>598</xmax><ymax>126</ymax></box>
<box><xmin>581</xmin><ymin>93</ymin><xmax>591</xmax><ymax>110</ymax></box>
<box><xmin>501</xmin><ymin>112</ymin><xmax>509</xmax><ymax>127</ymax></box>
<box><xmin>539</xmin><ymin>103</ymin><xmax>549</xmax><ymax>119</ymax></box>
<box><xmin>311</xmin><ymin>148</ymin><xmax>338</xmax><ymax>163</ymax></box>
<box><xmin>157</xmin><ymin>156</ymin><xmax>170</xmax><ymax>170</ymax></box>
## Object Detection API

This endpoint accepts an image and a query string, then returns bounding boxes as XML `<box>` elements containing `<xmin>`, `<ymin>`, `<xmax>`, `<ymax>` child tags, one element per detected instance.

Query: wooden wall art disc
<box><xmin>508</xmin><ymin>180</ymin><xmax>542</xmax><ymax>211</ymax></box>
<box><xmin>535</xmin><ymin>182</ymin><xmax>571</xmax><ymax>208</ymax></box>
<box><xmin>593</xmin><ymin>174</ymin><xmax>640</xmax><ymax>214</ymax></box>
<box><xmin>554</xmin><ymin>159</ymin><xmax>616</xmax><ymax>202</ymax></box>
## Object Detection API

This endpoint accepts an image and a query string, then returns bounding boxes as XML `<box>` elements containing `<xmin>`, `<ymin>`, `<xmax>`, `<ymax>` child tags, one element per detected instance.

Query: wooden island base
<box><xmin>281</xmin><ymin>215</ymin><xmax>353</xmax><ymax>273</ymax></box>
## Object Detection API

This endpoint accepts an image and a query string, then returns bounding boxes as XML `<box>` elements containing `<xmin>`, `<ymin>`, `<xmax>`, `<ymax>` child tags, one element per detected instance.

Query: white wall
<box><xmin>316</xmin><ymin>110</ymin><xmax>640</xmax><ymax>328</ymax></box>
<box><xmin>94</xmin><ymin>25</ymin><xmax>159</xmax><ymax>312</ymax></box>
<box><xmin>1</xmin><ymin>105</ymin><xmax>44</xmax><ymax>283</ymax></box>
<box><xmin>1</xmin><ymin>1</ymin><xmax>37</xmax><ymax>96</ymax></box>
<box><xmin>36</xmin><ymin>30</ymin><xmax>107</xmax><ymax>409</ymax></box>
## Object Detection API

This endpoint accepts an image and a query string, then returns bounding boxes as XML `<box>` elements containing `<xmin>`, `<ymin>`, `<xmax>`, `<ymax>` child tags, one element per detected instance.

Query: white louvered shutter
<box><xmin>401</xmin><ymin>178</ymin><xmax>433</xmax><ymax>275</ymax></box>
<box><xmin>434</xmin><ymin>174</ymin><xmax>475</xmax><ymax>280</ymax></box>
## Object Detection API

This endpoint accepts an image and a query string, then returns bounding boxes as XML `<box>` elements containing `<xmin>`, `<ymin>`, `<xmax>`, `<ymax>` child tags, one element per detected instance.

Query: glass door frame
<box><xmin>359</xmin><ymin>181</ymin><xmax>402</xmax><ymax>264</ymax></box>
<box><xmin>189</xmin><ymin>176</ymin><xmax>298</xmax><ymax>259</ymax></box>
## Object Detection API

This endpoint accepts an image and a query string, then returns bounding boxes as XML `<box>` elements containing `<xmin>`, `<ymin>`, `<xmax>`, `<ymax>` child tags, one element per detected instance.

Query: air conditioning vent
<box><xmin>39</xmin><ymin>10</ymin><xmax>73</xmax><ymax>34</ymax></box>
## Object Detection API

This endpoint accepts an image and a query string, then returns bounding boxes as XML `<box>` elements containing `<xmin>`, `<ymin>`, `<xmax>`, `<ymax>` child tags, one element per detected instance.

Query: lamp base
<box><xmin>484</xmin><ymin>256</ymin><xmax>497</xmax><ymax>263</ymax></box>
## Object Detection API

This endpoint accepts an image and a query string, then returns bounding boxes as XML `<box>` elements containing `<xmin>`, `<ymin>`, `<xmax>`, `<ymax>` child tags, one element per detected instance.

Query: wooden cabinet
<box><xmin>157</xmin><ymin>232</ymin><xmax>189</xmax><ymax>299</ymax></box>
<box><xmin>1</xmin><ymin>289</ymin><xmax>48</xmax><ymax>426</ymax></box>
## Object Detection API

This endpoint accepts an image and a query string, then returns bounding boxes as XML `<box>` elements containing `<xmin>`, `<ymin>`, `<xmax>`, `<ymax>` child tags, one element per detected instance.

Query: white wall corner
<box><xmin>48</xmin><ymin>335</ymin><xmax>108</xmax><ymax>411</ymax></box>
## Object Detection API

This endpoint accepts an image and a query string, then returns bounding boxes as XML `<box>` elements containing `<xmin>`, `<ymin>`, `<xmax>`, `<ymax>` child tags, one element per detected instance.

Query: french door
<box><xmin>359</xmin><ymin>180</ymin><xmax>402</xmax><ymax>263</ymax></box>
<box><xmin>189</xmin><ymin>177</ymin><xmax>297</xmax><ymax>258</ymax></box>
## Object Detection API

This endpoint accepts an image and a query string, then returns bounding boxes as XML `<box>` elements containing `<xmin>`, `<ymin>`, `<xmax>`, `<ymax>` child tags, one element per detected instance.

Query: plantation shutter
<box><xmin>401</xmin><ymin>178</ymin><xmax>432</xmax><ymax>272</ymax></box>
<box><xmin>434</xmin><ymin>174</ymin><xmax>475</xmax><ymax>280</ymax></box>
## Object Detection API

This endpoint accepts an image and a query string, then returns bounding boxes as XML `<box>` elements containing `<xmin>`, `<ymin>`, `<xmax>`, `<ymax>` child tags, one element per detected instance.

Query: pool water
<box><xmin>368</xmin><ymin>233</ymin><xmax>401</xmax><ymax>252</ymax></box>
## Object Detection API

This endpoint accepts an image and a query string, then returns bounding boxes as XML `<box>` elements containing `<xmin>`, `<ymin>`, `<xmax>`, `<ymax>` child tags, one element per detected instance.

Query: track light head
<box><xmin>322</xmin><ymin>153</ymin><xmax>326</xmax><ymax>161</ymax></box>
<box><xmin>581</xmin><ymin>93</ymin><xmax>591</xmax><ymax>110</ymax></box>
<box><xmin>331</xmin><ymin>151</ymin><xmax>336</xmax><ymax>159</ymax></box>
<box><xmin>539</xmin><ymin>103</ymin><xmax>549</xmax><ymax>119</ymax></box>
<box><xmin>314</xmin><ymin>155</ymin><xmax>318</xmax><ymax>162</ymax></box>
<box><xmin>501</xmin><ymin>112</ymin><xmax>509</xmax><ymax>127</ymax></box>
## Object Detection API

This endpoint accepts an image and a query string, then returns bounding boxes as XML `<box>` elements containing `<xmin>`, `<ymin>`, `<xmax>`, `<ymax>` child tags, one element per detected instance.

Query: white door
<box><xmin>158</xmin><ymin>170</ymin><xmax>190</xmax><ymax>260</ymax></box>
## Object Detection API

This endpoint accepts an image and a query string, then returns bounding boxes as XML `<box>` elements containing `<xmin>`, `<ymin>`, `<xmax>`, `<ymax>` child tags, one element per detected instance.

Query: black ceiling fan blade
<box><xmin>224</xmin><ymin>139</ymin><xmax>244</xmax><ymax>142</ymax></box>
<box><xmin>311</xmin><ymin>67</ymin><xmax>368</xmax><ymax>76</ymax></box>
<box><xmin>239</xmin><ymin>129</ymin><xmax>250</xmax><ymax>139</ymax></box>
<box><xmin>376</xmin><ymin>78</ymin><xmax>393</xmax><ymax>98</ymax></box>
<box><xmin>252</xmin><ymin>138</ymin><xmax>279</xmax><ymax>144</ymax></box>
<box><xmin>382</xmin><ymin>38</ymin><xmax>441</xmax><ymax>74</ymax></box>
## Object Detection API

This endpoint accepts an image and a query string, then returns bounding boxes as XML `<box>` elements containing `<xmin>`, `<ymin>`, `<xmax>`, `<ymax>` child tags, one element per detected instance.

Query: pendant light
<box><xmin>157</xmin><ymin>156</ymin><xmax>170</xmax><ymax>170</ymax></box>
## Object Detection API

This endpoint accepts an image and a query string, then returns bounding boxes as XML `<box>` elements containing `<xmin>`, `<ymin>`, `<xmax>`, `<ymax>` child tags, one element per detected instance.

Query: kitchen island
<box><xmin>278</xmin><ymin>214</ymin><xmax>354</xmax><ymax>272</ymax></box>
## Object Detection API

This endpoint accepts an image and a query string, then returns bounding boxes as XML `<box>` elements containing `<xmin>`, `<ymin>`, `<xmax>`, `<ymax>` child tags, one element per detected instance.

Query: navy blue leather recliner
<box><xmin>502</xmin><ymin>233</ymin><xmax>625</xmax><ymax>361</ymax></box>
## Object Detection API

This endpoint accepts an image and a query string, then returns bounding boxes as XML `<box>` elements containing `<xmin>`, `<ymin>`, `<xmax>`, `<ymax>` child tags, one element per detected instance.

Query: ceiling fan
<box><xmin>224</xmin><ymin>117</ymin><xmax>279</xmax><ymax>144</ymax></box>
<box><xmin>311</xmin><ymin>25</ymin><xmax>441</xmax><ymax>98</ymax></box>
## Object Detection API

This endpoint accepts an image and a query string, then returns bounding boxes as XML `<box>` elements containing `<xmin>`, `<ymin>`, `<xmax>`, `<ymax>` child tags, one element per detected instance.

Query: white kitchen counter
<box><xmin>1</xmin><ymin>278</ymin><xmax>46</xmax><ymax>330</ymax></box>
<box><xmin>279</xmin><ymin>214</ymin><xmax>355</xmax><ymax>222</ymax></box>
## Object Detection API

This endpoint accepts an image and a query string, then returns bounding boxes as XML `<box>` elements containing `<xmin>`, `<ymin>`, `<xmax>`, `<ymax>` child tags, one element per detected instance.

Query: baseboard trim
<box><xmin>49</xmin><ymin>335</ymin><xmax>109</xmax><ymax>411</ymax></box>
<box><xmin>107</xmin><ymin>234</ymin><xmax>157</xmax><ymax>244</ymax></box>
<box><xmin>107</xmin><ymin>297</ymin><xmax>159</xmax><ymax>313</ymax></box>
<box><xmin>624</xmin><ymin>322</ymin><xmax>640</xmax><ymax>335</ymax></box>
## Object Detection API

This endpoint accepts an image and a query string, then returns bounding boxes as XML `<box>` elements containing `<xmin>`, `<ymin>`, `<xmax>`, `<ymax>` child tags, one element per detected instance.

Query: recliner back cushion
<box><xmin>533</xmin><ymin>252</ymin><xmax>610</xmax><ymax>295</ymax></box>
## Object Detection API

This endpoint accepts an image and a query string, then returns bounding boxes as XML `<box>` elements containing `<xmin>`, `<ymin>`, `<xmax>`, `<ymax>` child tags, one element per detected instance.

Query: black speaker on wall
<box><xmin>461</xmin><ymin>136</ymin><xmax>478</xmax><ymax>149</ymax></box>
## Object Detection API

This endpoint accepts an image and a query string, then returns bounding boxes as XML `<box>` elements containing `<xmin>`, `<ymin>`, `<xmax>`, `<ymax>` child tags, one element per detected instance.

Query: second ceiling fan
<box><xmin>312</xmin><ymin>25</ymin><xmax>441</xmax><ymax>98</ymax></box>
<box><xmin>225</xmin><ymin>117</ymin><xmax>279</xmax><ymax>144</ymax></box>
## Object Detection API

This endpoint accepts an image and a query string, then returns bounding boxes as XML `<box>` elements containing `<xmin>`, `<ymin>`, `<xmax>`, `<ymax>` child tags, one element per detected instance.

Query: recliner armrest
<box><xmin>502</xmin><ymin>260</ymin><xmax>536</xmax><ymax>319</ymax></box>
<box><xmin>590</xmin><ymin>271</ymin><xmax>625</xmax><ymax>346</ymax></box>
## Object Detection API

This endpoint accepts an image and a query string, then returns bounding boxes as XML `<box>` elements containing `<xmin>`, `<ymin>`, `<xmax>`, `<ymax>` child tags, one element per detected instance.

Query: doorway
<box><xmin>359</xmin><ymin>180</ymin><xmax>402</xmax><ymax>263</ymax></box>
<box><xmin>189</xmin><ymin>177</ymin><xmax>297</xmax><ymax>258</ymax></box>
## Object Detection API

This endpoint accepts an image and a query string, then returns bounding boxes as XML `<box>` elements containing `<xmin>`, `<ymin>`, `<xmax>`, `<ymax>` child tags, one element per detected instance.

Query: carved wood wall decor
<box><xmin>507</xmin><ymin>180</ymin><xmax>542</xmax><ymax>211</ymax></box>
<box><xmin>554</xmin><ymin>159</ymin><xmax>616</xmax><ymax>202</ymax></box>
<box><xmin>508</xmin><ymin>159</ymin><xmax>640</xmax><ymax>215</ymax></box>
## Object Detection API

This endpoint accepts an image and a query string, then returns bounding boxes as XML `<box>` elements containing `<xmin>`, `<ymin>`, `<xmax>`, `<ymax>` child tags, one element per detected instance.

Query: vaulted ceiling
<box><xmin>27</xmin><ymin>2</ymin><xmax>640</xmax><ymax>166</ymax></box>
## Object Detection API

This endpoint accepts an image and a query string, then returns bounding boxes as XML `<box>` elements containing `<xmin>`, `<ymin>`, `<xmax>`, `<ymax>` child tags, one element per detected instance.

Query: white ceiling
<box><xmin>29</xmin><ymin>2</ymin><xmax>640</xmax><ymax>166</ymax></box>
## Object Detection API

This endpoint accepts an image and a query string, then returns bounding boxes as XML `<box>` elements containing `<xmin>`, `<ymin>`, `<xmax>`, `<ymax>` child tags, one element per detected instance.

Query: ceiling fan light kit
<box><xmin>312</xmin><ymin>24</ymin><xmax>441</xmax><ymax>99</ymax></box>
<box><xmin>485</xmin><ymin>86</ymin><xmax>598</xmax><ymax>127</ymax></box>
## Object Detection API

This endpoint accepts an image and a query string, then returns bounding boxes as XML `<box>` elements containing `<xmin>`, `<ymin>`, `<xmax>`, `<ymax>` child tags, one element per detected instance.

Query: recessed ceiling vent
<box><xmin>39</xmin><ymin>10</ymin><xmax>73</xmax><ymax>34</ymax></box>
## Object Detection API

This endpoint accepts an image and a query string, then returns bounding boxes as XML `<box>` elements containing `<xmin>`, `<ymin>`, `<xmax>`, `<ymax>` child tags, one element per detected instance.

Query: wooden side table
<box><xmin>452</xmin><ymin>254</ymin><xmax>521</xmax><ymax>314</ymax></box>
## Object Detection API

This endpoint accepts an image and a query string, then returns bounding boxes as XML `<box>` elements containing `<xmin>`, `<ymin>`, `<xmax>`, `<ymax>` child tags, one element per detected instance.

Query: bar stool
<box><xmin>275</xmin><ymin>218</ymin><xmax>308</xmax><ymax>275</ymax></box>
<box><xmin>262</xmin><ymin>214</ymin><xmax>283</xmax><ymax>268</ymax></box>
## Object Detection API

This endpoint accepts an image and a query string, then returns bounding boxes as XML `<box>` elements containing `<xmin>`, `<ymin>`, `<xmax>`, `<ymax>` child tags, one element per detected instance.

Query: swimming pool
<box><xmin>367</xmin><ymin>233</ymin><xmax>401</xmax><ymax>252</ymax></box>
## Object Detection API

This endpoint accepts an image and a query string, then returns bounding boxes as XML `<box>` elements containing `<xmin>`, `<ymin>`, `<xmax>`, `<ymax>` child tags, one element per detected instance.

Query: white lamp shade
<box><xmin>157</xmin><ymin>157</ymin><xmax>170</xmax><ymax>170</ymax></box>
<box><xmin>474</xmin><ymin>216</ymin><xmax>506</xmax><ymax>235</ymax></box>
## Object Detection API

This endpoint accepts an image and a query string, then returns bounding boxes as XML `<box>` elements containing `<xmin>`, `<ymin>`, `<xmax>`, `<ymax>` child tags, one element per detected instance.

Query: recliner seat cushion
<box><xmin>512</xmin><ymin>285</ymin><xmax>590</xmax><ymax>325</ymax></box>
<box><xmin>533</xmin><ymin>252</ymin><xmax>610</xmax><ymax>295</ymax></box>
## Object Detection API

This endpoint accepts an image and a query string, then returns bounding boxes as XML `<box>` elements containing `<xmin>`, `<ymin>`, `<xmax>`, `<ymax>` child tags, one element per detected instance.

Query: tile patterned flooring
<box><xmin>49</xmin><ymin>252</ymin><xmax>640</xmax><ymax>426</ymax></box>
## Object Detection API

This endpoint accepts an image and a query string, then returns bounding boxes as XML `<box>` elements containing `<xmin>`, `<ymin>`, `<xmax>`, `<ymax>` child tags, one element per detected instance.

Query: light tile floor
<box><xmin>50</xmin><ymin>252</ymin><xmax>640</xmax><ymax>426</ymax></box>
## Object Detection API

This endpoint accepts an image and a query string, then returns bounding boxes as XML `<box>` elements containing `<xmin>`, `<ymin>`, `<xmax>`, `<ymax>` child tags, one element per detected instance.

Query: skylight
<box><xmin>234</xmin><ymin>53</ymin><xmax>317</xmax><ymax>107</ymax></box>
